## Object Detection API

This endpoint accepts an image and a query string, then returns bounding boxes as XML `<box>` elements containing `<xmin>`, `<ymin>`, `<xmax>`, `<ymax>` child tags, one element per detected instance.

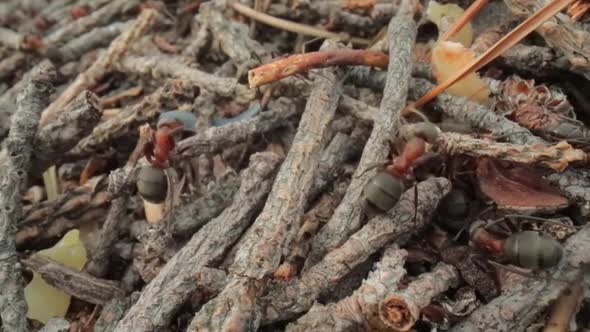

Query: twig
<box><xmin>94</xmin><ymin>293</ymin><xmax>140</xmax><ymax>332</ymax></box>
<box><xmin>48</xmin><ymin>21</ymin><xmax>129</xmax><ymax>64</ymax></box>
<box><xmin>197</xmin><ymin>1</ymin><xmax>270</xmax><ymax>70</ymax></box>
<box><xmin>190</xmin><ymin>41</ymin><xmax>345</xmax><ymax>332</ymax></box>
<box><xmin>286</xmin><ymin>246</ymin><xmax>407</xmax><ymax>331</ymax></box>
<box><xmin>262</xmin><ymin>177</ymin><xmax>451</xmax><ymax>324</ymax></box>
<box><xmin>248</xmin><ymin>50</ymin><xmax>388</xmax><ymax>88</ymax></box>
<box><xmin>450</xmin><ymin>223</ymin><xmax>590</xmax><ymax>332</ymax></box>
<box><xmin>38</xmin><ymin>318</ymin><xmax>70</xmax><ymax>332</ymax></box>
<box><xmin>410</xmin><ymin>78</ymin><xmax>543</xmax><ymax>145</ymax></box>
<box><xmin>0</xmin><ymin>52</ymin><xmax>25</xmax><ymax>81</ymax></box>
<box><xmin>116</xmin><ymin>55</ymin><xmax>253</xmax><ymax>99</ymax></box>
<box><xmin>0</xmin><ymin>27</ymin><xmax>32</xmax><ymax>50</ymax></box>
<box><xmin>40</xmin><ymin>8</ymin><xmax>161</xmax><ymax>126</ymax></box>
<box><xmin>543</xmin><ymin>278</ymin><xmax>584</xmax><ymax>332</ymax></box>
<box><xmin>43</xmin><ymin>0</ymin><xmax>140</xmax><ymax>45</ymax></box>
<box><xmin>435</xmin><ymin>132</ymin><xmax>586</xmax><ymax>172</ymax></box>
<box><xmin>168</xmin><ymin>174</ymin><xmax>241</xmax><ymax>235</ymax></box>
<box><xmin>304</xmin><ymin>0</ymin><xmax>417</xmax><ymax>269</ymax></box>
<box><xmin>229</xmin><ymin>2</ymin><xmax>371</xmax><ymax>46</ymax></box>
<box><xmin>113</xmin><ymin>152</ymin><xmax>282</xmax><ymax>331</ymax></box>
<box><xmin>274</xmin><ymin>192</ymin><xmax>343</xmax><ymax>280</ymax></box>
<box><xmin>177</xmin><ymin>97</ymin><xmax>301</xmax><ymax>158</ymax></box>
<box><xmin>546</xmin><ymin>169</ymin><xmax>590</xmax><ymax>206</ymax></box>
<box><xmin>18</xmin><ymin>178</ymin><xmax>109</xmax><ymax>248</ymax></box>
<box><xmin>32</xmin><ymin>90</ymin><xmax>102</xmax><ymax>176</ymax></box>
<box><xmin>86</xmin><ymin>196</ymin><xmax>129</xmax><ymax>278</ymax></box>
<box><xmin>504</xmin><ymin>0</ymin><xmax>590</xmax><ymax>79</ymax></box>
<box><xmin>22</xmin><ymin>255</ymin><xmax>125</xmax><ymax>305</ymax></box>
<box><xmin>308</xmin><ymin>130</ymin><xmax>366</xmax><ymax>205</ymax></box>
<box><xmin>69</xmin><ymin>80</ymin><xmax>195</xmax><ymax>158</ymax></box>
<box><xmin>230</xmin><ymin>40</ymin><xmax>343</xmax><ymax>280</ymax></box>
<box><xmin>379</xmin><ymin>263</ymin><xmax>459</xmax><ymax>331</ymax></box>
<box><xmin>0</xmin><ymin>62</ymin><xmax>55</xmax><ymax>332</ymax></box>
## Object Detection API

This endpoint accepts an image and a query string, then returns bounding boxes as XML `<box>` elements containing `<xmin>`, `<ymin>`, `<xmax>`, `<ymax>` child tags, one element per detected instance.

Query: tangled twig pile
<box><xmin>1</xmin><ymin>0</ymin><xmax>590</xmax><ymax>331</ymax></box>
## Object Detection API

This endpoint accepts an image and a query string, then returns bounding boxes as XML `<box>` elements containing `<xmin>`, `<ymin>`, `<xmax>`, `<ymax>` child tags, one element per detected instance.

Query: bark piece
<box><xmin>117</xmin><ymin>55</ymin><xmax>252</xmax><ymax>99</ymax></box>
<box><xmin>86</xmin><ymin>196</ymin><xmax>128</xmax><ymax>277</ymax></box>
<box><xmin>230</xmin><ymin>41</ymin><xmax>343</xmax><ymax>280</ymax></box>
<box><xmin>379</xmin><ymin>263</ymin><xmax>459</xmax><ymax>331</ymax></box>
<box><xmin>32</xmin><ymin>90</ymin><xmax>102</xmax><ymax>176</ymax></box>
<box><xmin>22</xmin><ymin>255</ymin><xmax>125</xmax><ymax>305</ymax></box>
<box><xmin>305</xmin><ymin>0</ymin><xmax>417</xmax><ymax>271</ymax></box>
<box><xmin>504</xmin><ymin>0</ymin><xmax>590</xmax><ymax>79</ymax></box>
<box><xmin>436</xmin><ymin>132</ymin><xmax>586</xmax><ymax>172</ymax></box>
<box><xmin>69</xmin><ymin>80</ymin><xmax>195</xmax><ymax>157</ymax></box>
<box><xmin>248</xmin><ymin>49</ymin><xmax>388</xmax><ymax>88</ymax></box>
<box><xmin>177</xmin><ymin>97</ymin><xmax>301</xmax><ymax>158</ymax></box>
<box><xmin>0</xmin><ymin>62</ymin><xmax>55</xmax><ymax>332</ymax></box>
<box><xmin>286</xmin><ymin>246</ymin><xmax>407</xmax><ymax>331</ymax></box>
<box><xmin>40</xmin><ymin>8</ymin><xmax>161</xmax><ymax>125</ymax></box>
<box><xmin>262</xmin><ymin>177</ymin><xmax>451</xmax><ymax>324</ymax></box>
<box><xmin>113</xmin><ymin>152</ymin><xmax>282</xmax><ymax>332</ymax></box>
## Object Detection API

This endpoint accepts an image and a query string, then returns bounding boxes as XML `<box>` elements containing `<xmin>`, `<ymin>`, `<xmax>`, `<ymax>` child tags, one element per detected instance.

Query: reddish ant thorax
<box><xmin>388</xmin><ymin>137</ymin><xmax>426</xmax><ymax>178</ymax></box>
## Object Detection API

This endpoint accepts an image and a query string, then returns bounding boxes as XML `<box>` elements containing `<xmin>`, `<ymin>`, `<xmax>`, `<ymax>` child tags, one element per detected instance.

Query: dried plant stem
<box><xmin>379</xmin><ymin>263</ymin><xmax>459</xmax><ymax>331</ymax></box>
<box><xmin>40</xmin><ymin>8</ymin><xmax>160</xmax><ymax>126</ymax></box>
<box><xmin>305</xmin><ymin>0</ymin><xmax>417</xmax><ymax>269</ymax></box>
<box><xmin>262</xmin><ymin>177</ymin><xmax>451</xmax><ymax>324</ymax></box>
<box><xmin>229</xmin><ymin>2</ymin><xmax>371</xmax><ymax>46</ymax></box>
<box><xmin>32</xmin><ymin>91</ymin><xmax>102</xmax><ymax>176</ymax></box>
<box><xmin>189</xmin><ymin>41</ymin><xmax>344</xmax><ymax>332</ymax></box>
<box><xmin>248</xmin><ymin>50</ymin><xmax>388</xmax><ymax>88</ymax></box>
<box><xmin>0</xmin><ymin>62</ymin><xmax>55</xmax><ymax>332</ymax></box>
<box><xmin>286</xmin><ymin>246</ymin><xmax>407</xmax><ymax>331</ymax></box>
<box><xmin>113</xmin><ymin>152</ymin><xmax>282</xmax><ymax>331</ymax></box>
<box><xmin>86</xmin><ymin>196</ymin><xmax>129</xmax><ymax>277</ymax></box>
<box><xmin>177</xmin><ymin>97</ymin><xmax>301</xmax><ymax>158</ymax></box>
<box><xmin>543</xmin><ymin>278</ymin><xmax>584</xmax><ymax>332</ymax></box>
<box><xmin>450</xmin><ymin>223</ymin><xmax>590</xmax><ymax>332</ymax></box>
<box><xmin>435</xmin><ymin>132</ymin><xmax>587</xmax><ymax>172</ymax></box>
<box><xmin>22</xmin><ymin>255</ymin><xmax>125</xmax><ymax>305</ymax></box>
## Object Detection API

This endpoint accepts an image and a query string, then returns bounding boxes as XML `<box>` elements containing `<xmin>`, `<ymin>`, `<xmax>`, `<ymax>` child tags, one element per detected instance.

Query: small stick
<box><xmin>286</xmin><ymin>246</ymin><xmax>407</xmax><ymax>331</ymax></box>
<box><xmin>113</xmin><ymin>152</ymin><xmax>282</xmax><ymax>332</ymax></box>
<box><xmin>229</xmin><ymin>2</ymin><xmax>371</xmax><ymax>46</ymax></box>
<box><xmin>0</xmin><ymin>62</ymin><xmax>55</xmax><ymax>332</ymax></box>
<box><xmin>40</xmin><ymin>8</ymin><xmax>160</xmax><ymax>126</ymax></box>
<box><xmin>379</xmin><ymin>263</ymin><xmax>460</xmax><ymax>331</ymax></box>
<box><xmin>22</xmin><ymin>255</ymin><xmax>125</xmax><ymax>305</ymax></box>
<box><xmin>435</xmin><ymin>132</ymin><xmax>587</xmax><ymax>172</ymax></box>
<box><xmin>86</xmin><ymin>196</ymin><xmax>129</xmax><ymax>277</ymax></box>
<box><xmin>248</xmin><ymin>50</ymin><xmax>388</xmax><ymax>88</ymax></box>
<box><xmin>543</xmin><ymin>278</ymin><xmax>584</xmax><ymax>332</ymax></box>
<box><xmin>262</xmin><ymin>178</ymin><xmax>451</xmax><ymax>324</ymax></box>
<box><xmin>304</xmin><ymin>0</ymin><xmax>417</xmax><ymax>269</ymax></box>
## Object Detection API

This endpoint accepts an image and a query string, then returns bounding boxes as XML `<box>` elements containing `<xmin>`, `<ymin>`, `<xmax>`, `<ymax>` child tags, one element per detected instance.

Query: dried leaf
<box><xmin>476</xmin><ymin>158</ymin><xmax>569</xmax><ymax>212</ymax></box>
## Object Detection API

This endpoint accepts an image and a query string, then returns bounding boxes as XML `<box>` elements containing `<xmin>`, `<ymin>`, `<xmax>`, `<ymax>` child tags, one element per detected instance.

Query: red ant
<box><xmin>144</xmin><ymin>111</ymin><xmax>197</xmax><ymax>169</ymax></box>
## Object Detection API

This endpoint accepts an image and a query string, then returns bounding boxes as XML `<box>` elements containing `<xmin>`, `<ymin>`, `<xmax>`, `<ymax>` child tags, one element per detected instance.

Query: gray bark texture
<box><xmin>0</xmin><ymin>61</ymin><xmax>55</xmax><ymax>332</ymax></box>
<box><xmin>304</xmin><ymin>0</ymin><xmax>418</xmax><ymax>269</ymax></box>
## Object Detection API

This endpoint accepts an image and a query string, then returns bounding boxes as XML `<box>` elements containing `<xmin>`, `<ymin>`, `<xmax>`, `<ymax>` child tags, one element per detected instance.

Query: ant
<box><xmin>361</xmin><ymin>122</ymin><xmax>441</xmax><ymax>213</ymax></box>
<box><xmin>144</xmin><ymin>111</ymin><xmax>197</xmax><ymax>169</ymax></box>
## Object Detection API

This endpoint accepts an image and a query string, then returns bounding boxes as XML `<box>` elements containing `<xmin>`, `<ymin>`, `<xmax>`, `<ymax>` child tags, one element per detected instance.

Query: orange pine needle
<box><xmin>440</xmin><ymin>0</ymin><xmax>489</xmax><ymax>42</ymax></box>
<box><xmin>414</xmin><ymin>0</ymin><xmax>577</xmax><ymax>109</ymax></box>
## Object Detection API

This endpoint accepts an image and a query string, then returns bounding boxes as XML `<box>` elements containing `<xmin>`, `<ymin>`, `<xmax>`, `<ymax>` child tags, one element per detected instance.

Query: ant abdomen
<box><xmin>504</xmin><ymin>231</ymin><xmax>563</xmax><ymax>270</ymax></box>
<box><xmin>362</xmin><ymin>171</ymin><xmax>405</xmax><ymax>213</ymax></box>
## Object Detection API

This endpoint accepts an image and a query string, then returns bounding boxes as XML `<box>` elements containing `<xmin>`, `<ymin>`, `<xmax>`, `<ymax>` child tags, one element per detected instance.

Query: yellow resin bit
<box><xmin>427</xmin><ymin>1</ymin><xmax>473</xmax><ymax>47</ymax></box>
<box><xmin>24</xmin><ymin>229</ymin><xmax>87</xmax><ymax>324</ymax></box>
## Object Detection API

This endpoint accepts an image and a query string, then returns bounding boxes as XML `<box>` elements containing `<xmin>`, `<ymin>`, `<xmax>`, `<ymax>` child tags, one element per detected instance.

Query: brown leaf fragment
<box><xmin>476</xmin><ymin>158</ymin><xmax>569</xmax><ymax>212</ymax></box>
<box><xmin>441</xmin><ymin>246</ymin><xmax>499</xmax><ymax>301</ymax></box>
